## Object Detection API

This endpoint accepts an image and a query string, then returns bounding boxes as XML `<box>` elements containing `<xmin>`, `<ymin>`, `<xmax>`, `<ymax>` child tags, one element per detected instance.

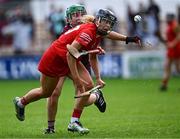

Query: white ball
<box><xmin>134</xmin><ymin>15</ymin><xmax>142</xmax><ymax>22</ymax></box>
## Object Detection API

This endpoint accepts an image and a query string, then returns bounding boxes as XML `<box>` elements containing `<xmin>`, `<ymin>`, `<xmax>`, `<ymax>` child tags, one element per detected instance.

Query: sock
<box><xmin>71</xmin><ymin>117</ymin><xmax>79</xmax><ymax>123</ymax></box>
<box><xmin>17</xmin><ymin>98</ymin><xmax>25</xmax><ymax>108</ymax></box>
<box><xmin>17</xmin><ymin>97</ymin><xmax>29</xmax><ymax>108</ymax></box>
<box><xmin>21</xmin><ymin>97</ymin><xmax>29</xmax><ymax>106</ymax></box>
<box><xmin>48</xmin><ymin>121</ymin><xmax>55</xmax><ymax>129</ymax></box>
<box><xmin>70</xmin><ymin>109</ymin><xmax>82</xmax><ymax>123</ymax></box>
<box><xmin>162</xmin><ymin>79</ymin><xmax>168</xmax><ymax>86</ymax></box>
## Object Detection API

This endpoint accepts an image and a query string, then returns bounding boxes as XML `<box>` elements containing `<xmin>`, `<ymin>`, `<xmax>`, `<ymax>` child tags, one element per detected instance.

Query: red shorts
<box><xmin>38</xmin><ymin>46</ymin><xmax>70</xmax><ymax>77</ymax></box>
<box><xmin>167</xmin><ymin>45</ymin><xmax>180</xmax><ymax>59</ymax></box>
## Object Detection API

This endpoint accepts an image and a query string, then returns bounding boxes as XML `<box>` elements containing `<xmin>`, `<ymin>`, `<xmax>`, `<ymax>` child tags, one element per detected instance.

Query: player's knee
<box><xmin>42</xmin><ymin>93</ymin><xmax>52</xmax><ymax>98</ymax></box>
<box><xmin>41</xmin><ymin>90</ymin><xmax>53</xmax><ymax>98</ymax></box>
<box><xmin>34</xmin><ymin>88</ymin><xmax>50</xmax><ymax>98</ymax></box>
<box><xmin>51</xmin><ymin>89</ymin><xmax>61</xmax><ymax>98</ymax></box>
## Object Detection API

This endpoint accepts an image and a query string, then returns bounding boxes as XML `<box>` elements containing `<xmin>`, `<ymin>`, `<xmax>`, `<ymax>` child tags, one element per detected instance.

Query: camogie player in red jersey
<box><xmin>160</xmin><ymin>13</ymin><xmax>180</xmax><ymax>91</ymax></box>
<box><xmin>13</xmin><ymin>9</ymin><xmax>141</xmax><ymax>134</ymax></box>
<box><xmin>44</xmin><ymin>5</ymin><xmax>93</xmax><ymax>134</ymax></box>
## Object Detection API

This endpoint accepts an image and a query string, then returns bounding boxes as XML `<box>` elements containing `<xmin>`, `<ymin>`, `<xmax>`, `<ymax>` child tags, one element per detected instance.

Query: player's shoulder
<box><xmin>80</xmin><ymin>23</ymin><xmax>96</xmax><ymax>34</ymax></box>
<box><xmin>63</xmin><ymin>24</ymin><xmax>72</xmax><ymax>31</ymax></box>
<box><xmin>78</xmin><ymin>23</ymin><xmax>96</xmax><ymax>42</ymax></box>
<box><xmin>80</xmin><ymin>23</ymin><xmax>96</xmax><ymax>29</ymax></box>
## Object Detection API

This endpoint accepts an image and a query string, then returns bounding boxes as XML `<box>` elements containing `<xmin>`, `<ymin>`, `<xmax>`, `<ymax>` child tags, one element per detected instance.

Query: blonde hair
<box><xmin>81</xmin><ymin>15</ymin><xmax>95</xmax><ymax>23</ymax></box>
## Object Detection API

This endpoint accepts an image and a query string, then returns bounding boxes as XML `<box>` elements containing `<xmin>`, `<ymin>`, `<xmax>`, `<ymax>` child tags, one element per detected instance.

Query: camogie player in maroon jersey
<box><xmin>13</xmin><ymin>8</ymin><xmax>141</xmax><ymax>134</ymax></box>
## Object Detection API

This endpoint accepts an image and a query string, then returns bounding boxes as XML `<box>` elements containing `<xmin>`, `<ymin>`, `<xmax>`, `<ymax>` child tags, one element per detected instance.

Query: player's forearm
<box><xmin>67</xmin><ymin>44</ymin><xmax>80</xmax><ymax>59</ymax></box>
<box><xmin>90</xmin><ymin>54</ymin><xmax>101</xmax><ymax>80</ymax></box>
<box><xmin>67</xmin><ymin>53</ymin><xmax>80</xmax><ymax>80</ymax></box>
<box><xmin>106</xmin><ymin>31</ymin><xmax>141</xmax><ymax>44</ymax></box>
<box><xmin>106</xmin><ymin>31</ymin><xmax>127</xmax><ymax>41</ymax></box>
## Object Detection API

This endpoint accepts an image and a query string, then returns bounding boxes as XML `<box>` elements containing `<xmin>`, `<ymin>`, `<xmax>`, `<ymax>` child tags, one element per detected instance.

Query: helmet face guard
<box><xmin>95</xmin><ymin>9</ymin><xmax>117</xmax><ymax>35</ymax></box>
<box><xmin>99</xmin><ymin>17</ymin><xmax>116</xmax><ymax>28</ymax></box>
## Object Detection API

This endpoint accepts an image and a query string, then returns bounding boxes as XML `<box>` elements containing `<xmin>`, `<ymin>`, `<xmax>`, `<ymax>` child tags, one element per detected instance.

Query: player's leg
<box><xmin>67</xmin><ymin>63</ymin><xmax>94</xmax><ymax>134</ymax></box>
<box><xmin>44</xmin><ymin>76</ymin><xmax>66</xmax><ymax>134</ymax></box>
<box><xmin>160</xmin><ymin>57</ymin><xmax>173</xmax><ymax>91</ymax></box>
<box><xmin>13</xmin><ymin>74</ymin><xmax>59</xmax><ymax>121</ymax></box>
<box><xmin>73</xmin><ymin>62</ymin><xmax>106</xmax><ymax>110</ymax></box>
<box><xmin>175</xmin><ymin>58</ymin><xmax>180</xmax><ymax>91</ymax></box>
<box><xmin>75</xmin><ymin>62</ymin><xmax>94</xmax><ymax>107</ymax></box>
<box><xmin>66</xmin><ymin>72</ymin><xmax>90</xmax><ymax>134</ymax></box>
<box><xmin>175</xmin><ymin>58</ymin><xmax>180</xmax><ymax>73</ymax></box>
<box><xmin>80</xmin><ymin>56</ymin><xmax>106</xmax><ymax>112</ymax></box>
<box><xmin>67</xmin><ymin>63</ymin><xmax>106</xmax><ymax>134</ymax></box>
<box><xmin>77</xmin><ymin>62</ymin><xmax>106</xmax><ymax>112</ymax></box>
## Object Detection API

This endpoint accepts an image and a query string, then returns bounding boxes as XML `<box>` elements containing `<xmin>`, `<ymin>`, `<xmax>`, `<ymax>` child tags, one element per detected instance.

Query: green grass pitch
<box><xmin>0</xmin><ymin>78</ymin><xmax>180</xmax><ymax>138</ymax></box>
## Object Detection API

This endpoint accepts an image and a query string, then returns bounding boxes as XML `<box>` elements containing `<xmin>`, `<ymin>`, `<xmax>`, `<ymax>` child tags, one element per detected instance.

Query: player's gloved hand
<box><xmin>126</xmin><ymin>36</ymin><xmax>141</xmax><ymax>44</ymax></box>
<box><xmin>97</xmin><ymin>47</ymin><xmax>105</xmax><ymax>55</ymax></box>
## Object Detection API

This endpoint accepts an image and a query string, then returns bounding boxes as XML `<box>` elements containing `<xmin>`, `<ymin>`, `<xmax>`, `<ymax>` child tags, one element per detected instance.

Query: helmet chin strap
<box><xmin>96</xmin><ymin>29</ymin><xmax>108</xmax><ymax>36</ymax></box>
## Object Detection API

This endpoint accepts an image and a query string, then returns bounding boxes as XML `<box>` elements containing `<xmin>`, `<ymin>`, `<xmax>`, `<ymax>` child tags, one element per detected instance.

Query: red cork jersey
<box><xmin>51</xmin><ymin>23</ymin><xmax>102</xmax><ymax>58</ymax></box>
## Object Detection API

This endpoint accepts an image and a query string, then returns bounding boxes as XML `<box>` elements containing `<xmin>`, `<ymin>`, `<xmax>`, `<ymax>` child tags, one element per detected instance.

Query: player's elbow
<box><xmin>66</xmin><ymin>52</ymin><xmax>71</xmax><ymax>59</ymax></box>
<box><xmin>66</xmin><ymin>52</ymin><xmax>73</xmax><ymax>62</ymax></box>
<box><xmin>67</xmin><ymin>44</ymin><xmax>79</xmax><ymax>59</ymax></box>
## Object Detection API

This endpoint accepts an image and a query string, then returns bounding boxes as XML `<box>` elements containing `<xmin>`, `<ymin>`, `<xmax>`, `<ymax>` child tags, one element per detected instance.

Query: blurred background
<box><xmin>0</xmin><ymin>0</ymin><xmax>179</xmax><ymax>79</ymax></box>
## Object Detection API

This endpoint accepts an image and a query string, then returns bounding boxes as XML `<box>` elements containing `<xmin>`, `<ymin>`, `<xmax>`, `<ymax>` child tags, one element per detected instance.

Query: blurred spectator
<box><xmin>26</xmin><ymin>11</ymin><xmax>35</xmax><ymax>42</ymax></box>
<box><xmin>147</xmin><ymin>0</ymin><xmax>160</xmax><ymax>27</ymax></box>
<box><xmin>143</xmin><ymin>10</ymin><xmax>159</xmax><ymax>47</ymax></box>
<box><xmin>135</xmin><ymin>2</ymin><xmax>146</xmax><ymax>43</ymax></box>
<box><xmin>48</xmin><ymin>5</ymin><xmax>65</xmax><ymax>40</ymax></box>
<box><xmin>132</xmin><ymin>0</ymin><xmax>164</xmax><ymax>48</ymax></box>
<box><xmin>126</xmin><ymin>4</ymin><xmax>136</xmax><ymax>36</ymax></box>
<box><xmin>138</xmin><ymin>1</ymin><xmax>146</xmax><ymax>15</ymax></box>
<box><xmin>2</xmin><ymin>14</ymin><xmax>32</xmax><ymax>54</ymax></box>
<box><xmin>0</xmin><ymin>9</ymin><xmax>7</xmax><ymax>46</ymax></box>
<box><xmin>0</xmin><ymin>9</ymin><xmax>13</xmax><ymax>46</ymax></box>
<box><xmin>147</xmin><ymin>0</ymin><xmax>165</xmax><ymax>44</ymax></box>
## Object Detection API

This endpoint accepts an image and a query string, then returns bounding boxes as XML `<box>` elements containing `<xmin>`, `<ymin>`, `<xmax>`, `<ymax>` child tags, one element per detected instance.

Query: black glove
<box><xmin>125</xmin><ymin>36</ymin><xmax>141</xmax><ymax>44</ymax></box>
